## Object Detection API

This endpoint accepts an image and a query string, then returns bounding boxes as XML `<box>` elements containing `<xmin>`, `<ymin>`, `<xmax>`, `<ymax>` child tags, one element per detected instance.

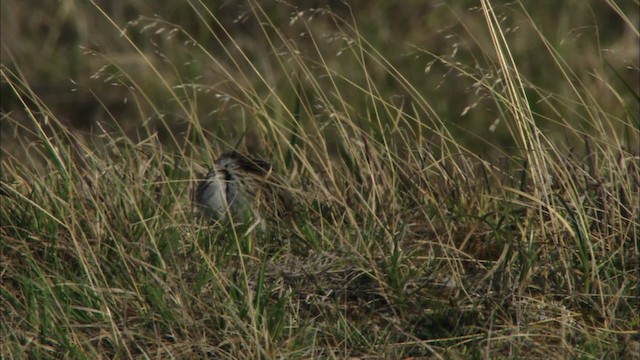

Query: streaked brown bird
<box><xmin>194</xmin><ymin>151</ymin><xmax>292</xmax><ymax>227</ymax></box>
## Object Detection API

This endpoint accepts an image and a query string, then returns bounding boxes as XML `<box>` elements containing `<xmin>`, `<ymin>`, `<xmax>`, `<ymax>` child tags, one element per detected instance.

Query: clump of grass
<box><xmin>2</xmin><ymin>0</ymin><xmax>638</xmax><ymax>358</ymax></box>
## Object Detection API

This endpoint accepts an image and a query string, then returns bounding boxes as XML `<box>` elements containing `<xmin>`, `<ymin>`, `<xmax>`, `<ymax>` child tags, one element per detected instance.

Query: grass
<box><xmin>1</xmin><ymin>0</ymin><xmax>639</xmax><ymax>358</ymax></box>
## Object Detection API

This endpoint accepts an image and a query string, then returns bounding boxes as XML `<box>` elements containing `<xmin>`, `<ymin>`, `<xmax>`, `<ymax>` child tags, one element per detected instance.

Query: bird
<box><xmin>194</xmin><ymin>151</ymin><xmax>293</xmax><ymax>227</ymax></box>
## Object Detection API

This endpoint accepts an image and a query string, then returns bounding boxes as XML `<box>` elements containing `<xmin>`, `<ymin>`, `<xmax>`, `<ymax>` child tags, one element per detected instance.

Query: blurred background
<box><xmin>1</xmin><ymin>0</ymin><xmax>638</xmax><ymax>158</ymax></box>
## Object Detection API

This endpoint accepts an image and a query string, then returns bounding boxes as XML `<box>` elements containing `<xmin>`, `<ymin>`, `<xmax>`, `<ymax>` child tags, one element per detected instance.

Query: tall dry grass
<box><xmin>1</xmin><ymin>0</ymin><xmax>638</xmax><ymax>358</ymax></box>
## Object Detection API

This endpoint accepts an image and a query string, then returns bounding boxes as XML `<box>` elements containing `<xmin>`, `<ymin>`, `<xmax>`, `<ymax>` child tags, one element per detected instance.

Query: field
<box><xmin>1</xmin><ymin>0</ymin><xmax>639</xmax><ymax>358</ymax></box>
